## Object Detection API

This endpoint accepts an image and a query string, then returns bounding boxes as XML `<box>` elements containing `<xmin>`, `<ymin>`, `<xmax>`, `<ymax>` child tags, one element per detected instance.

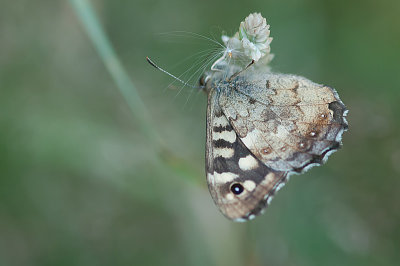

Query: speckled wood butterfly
<box><xmin>148</xmin><ymin>13</ymin><xmax>348</xmax><ymax>221</ymax></box>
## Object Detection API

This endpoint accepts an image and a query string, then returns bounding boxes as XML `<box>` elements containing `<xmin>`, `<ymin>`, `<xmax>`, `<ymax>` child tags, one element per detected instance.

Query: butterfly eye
<box><xmin>230</xmin><ymin>183</ymin><xmax>244</xmax><ymax>195</ymax></box>
<box><xmin>199</xmin><ymin>75</ymin><xmax>208</xmax><ymax>87</ymax></box>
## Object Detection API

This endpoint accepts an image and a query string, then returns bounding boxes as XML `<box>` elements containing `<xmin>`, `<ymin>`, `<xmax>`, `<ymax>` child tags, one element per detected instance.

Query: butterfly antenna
<box><xmin>146</xmin><ymin>57</ymin><xmax>204</xmax><ymax>90</ymax></box>
<box><xmin>228</xmin><ymin>59</ymin><xmax>255</xmax><ymax>82</ymax></box>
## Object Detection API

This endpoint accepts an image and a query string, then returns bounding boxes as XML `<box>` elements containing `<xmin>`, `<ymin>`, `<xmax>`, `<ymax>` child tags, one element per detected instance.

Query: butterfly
<box><xmin>201</xmin><ymin>67</ymin><xmax>347</xmax><ymax>221</ymax></box>
<box><xmin>148</xmin><ymin>13</ymin><xmax>348</xmax><ymax>222</ymax></box>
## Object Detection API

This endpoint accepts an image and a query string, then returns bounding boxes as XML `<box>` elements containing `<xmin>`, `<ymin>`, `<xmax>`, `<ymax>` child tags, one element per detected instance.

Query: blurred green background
<box><xmin>1</xmin><ymin>0</ymin><xmax>400</xmax><ymax>265</ymax></box>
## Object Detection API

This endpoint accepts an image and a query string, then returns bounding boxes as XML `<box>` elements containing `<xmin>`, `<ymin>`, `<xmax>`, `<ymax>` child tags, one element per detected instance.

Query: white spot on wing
<box><xmin>264</xmin><ymin>173</ymin><xmax>275</xmax><ymax>183</ymax></box>
<box><xmin>238</xmin><ymin>155</ymin><xmax>259</xmax><ymax>171</ymax></box>
<box><xmin>226</xmin><ymin>193</ymin><xmax>234</xmax><ymax>200</ymax></box>
<box><xmin>214</xmin><ymin>172</ymin><xmax>239</xmax><ymax>183</ymax></box>
<box><xmin>241</xmin><ymin>129</ymin><xmax>261</xmax><ymax>150</ymax></box>
<box><xmin>213</xmin><ymin>115</ymin><xmax>229</xmax><ymax>127</ymax></box>
<box><xmin>243</xmin><ymin>180</ymin><xmax>256</xmax><ymax>191</ymax></box>
<box><xmin>213</xmin><ymin>130</ymin><xmax>236</xmax><ymax>143</ymax></box>
<box><xmin>214</xmin><ymin>147</ymin><xmax>234</xmax><ymax>158</ymax></box>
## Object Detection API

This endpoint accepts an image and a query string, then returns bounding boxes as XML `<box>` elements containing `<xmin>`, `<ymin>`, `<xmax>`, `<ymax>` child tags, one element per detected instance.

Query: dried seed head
<box><xmin>221</xmin><ymin>13</ymin><xmax>273</xmax><ymax>63</ymax></box>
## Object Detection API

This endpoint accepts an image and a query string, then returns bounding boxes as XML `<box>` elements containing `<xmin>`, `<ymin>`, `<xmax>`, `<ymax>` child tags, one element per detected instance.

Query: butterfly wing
<box><xmin>206</xmin><ymin>89</ymin><xmax>287</xmax><ymax>221</ymax></box>
<box><xmin>218</xmin><ymin>72</ymin><xmax>348</xmax><ymax>172</ymax></box>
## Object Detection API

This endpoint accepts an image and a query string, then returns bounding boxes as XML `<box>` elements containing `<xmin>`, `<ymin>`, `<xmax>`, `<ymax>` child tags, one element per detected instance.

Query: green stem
<box><xmin>69</xmin><ymin>0</ymin><xmax>161</xmax><ymax>146</ymax></box>
<box><xmin>69</xmin><ymin>0</ymin><xmax>203</xmax><ymax>185</ymax></box>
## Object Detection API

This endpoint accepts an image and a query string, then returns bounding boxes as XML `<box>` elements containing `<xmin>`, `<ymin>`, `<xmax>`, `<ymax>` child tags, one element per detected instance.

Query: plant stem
<box><xmin>69</xmin><ymin>0</ymin><xmax>161</xmax><ymax>146</ymax></box>
<box><xmin>69</xmin><ymin>0</ymin><xmax>203</xmax><ymax>186</ymax></box>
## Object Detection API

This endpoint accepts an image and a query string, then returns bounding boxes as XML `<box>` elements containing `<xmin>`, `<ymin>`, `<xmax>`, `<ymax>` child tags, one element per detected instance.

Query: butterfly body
<box><xmin>202</xmin><ymin>66</ymin><xmax>348</xmax><ymax>221</ymax></box>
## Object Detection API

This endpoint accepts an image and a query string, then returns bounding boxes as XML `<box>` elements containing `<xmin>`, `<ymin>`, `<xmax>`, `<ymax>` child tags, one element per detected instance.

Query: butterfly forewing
<box><xmin>206</xmin><ymin>89</ymin><xmax>287</xmax><ymax>221</ymax></box>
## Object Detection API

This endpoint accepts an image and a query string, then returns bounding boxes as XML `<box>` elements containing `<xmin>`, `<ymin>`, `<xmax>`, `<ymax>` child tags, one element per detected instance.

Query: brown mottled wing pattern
<box><xmin>206</xmin><ymin>89</ymin><xmax>287</xmax><ymax>221</ymax></box>
<box><xmin>218</xmin><ymin>72</ymin><xmax>348</xmax><ymax>172</ymax></box>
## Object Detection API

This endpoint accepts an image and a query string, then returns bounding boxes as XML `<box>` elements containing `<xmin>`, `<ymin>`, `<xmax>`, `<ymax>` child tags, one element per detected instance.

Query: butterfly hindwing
<box><xmin>206</xmin><ymin>89</ymin><xmax>287</xmax><ymax>221</ymax></box>
<box><xmin>218</xmin><ymin>71</ymin><xmax>348</xmax><ymax>172</ymax></box>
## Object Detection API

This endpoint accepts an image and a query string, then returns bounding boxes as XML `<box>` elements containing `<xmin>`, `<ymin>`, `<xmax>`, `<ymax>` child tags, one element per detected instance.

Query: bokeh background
<box><xmin>1</xmin><ymin>0</ymin><xmax>400</xmax><ymax>265</ymax></box>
